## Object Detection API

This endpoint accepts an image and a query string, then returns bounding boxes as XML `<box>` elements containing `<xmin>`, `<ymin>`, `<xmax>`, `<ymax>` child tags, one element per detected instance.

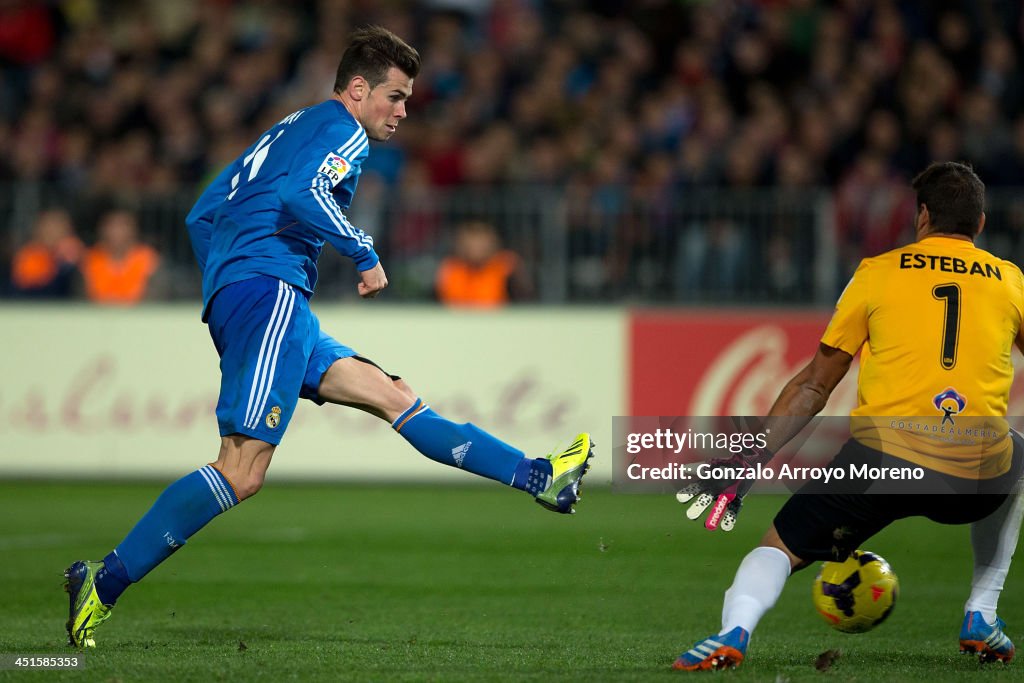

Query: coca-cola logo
<box><xmin>688</xmin><ymin>325</ymin><xmax>859</xmax><ymax>416</ymax></box>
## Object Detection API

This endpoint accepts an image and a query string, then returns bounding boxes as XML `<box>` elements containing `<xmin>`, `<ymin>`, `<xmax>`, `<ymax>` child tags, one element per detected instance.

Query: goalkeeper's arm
<box><xmin>759</xmin><ymin>343</ymin><xmax>854</xmax><ymax>453</ymax></box>
<box><xmin>680</xmin><ymin>343</ymin><xmax>854</xmax><ymax>531</ymax></box>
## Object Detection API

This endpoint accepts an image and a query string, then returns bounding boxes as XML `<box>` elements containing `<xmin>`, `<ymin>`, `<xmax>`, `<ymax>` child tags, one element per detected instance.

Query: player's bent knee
<box><xmin>232</xmin><ymin>472</ymin><xmax>266</xmax><ymax>501</ymax></box>
<box><xmin>379</xmin><ymin>385</ymin><xmax>418</xmax><ymax>420</ymax></box>
<box><xmin>215</xmin><ymin>435</ymin><xmax>274</xmax><ymax>502</ymax></box>
<box><xmin>215</xmin><ymin>460</ymin><xmax>266</xmax><ymax>500</ymax></box>
<box><xmin>359</xmin><ymin>377</ymin><xmax>417</xmax><ymax>420</ymax></box>
<box><xmin>392</xmin><ymin>378</ymin><xmax>416</xmax><ymax>402</ymax></box>
<box><xmin>761</xmin><ymin>524</ymin><xmax>808</xmax><ymax>571</ymax></box>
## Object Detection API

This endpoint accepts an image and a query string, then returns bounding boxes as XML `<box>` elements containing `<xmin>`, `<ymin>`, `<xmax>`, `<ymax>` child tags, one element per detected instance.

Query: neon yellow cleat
<box><xmin>534</xmin><ymin>433</ymin><xmax>595</xmax><ymax>514</ymax></box>
<box><xmin>64</xmin><ymin>561</ymin><xmax>113</xmax><ymax>648</ymax></box>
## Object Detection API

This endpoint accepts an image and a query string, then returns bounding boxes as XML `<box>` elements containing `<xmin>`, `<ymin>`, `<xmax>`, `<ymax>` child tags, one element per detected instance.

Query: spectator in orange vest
<box><xmin>10</xmin><ymin>208</ymin><xmax>84</xmax><ymax>298</ymax></box>
<box><xmin>80</xmin><ymin>209</ymin><xmax>161</xmax><ymax>304</ymax></box>
<box><xmin>435</xmin><ymin>221</ymin><xmax>527</xmax><ymax>307</ymax></box>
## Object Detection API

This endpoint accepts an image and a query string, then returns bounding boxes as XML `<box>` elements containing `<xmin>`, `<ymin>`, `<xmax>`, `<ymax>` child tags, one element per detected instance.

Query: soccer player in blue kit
<box><xmin>63</xmin><ymin>26</ymin><xmax>594</xmax><ymax>648</ymax></box>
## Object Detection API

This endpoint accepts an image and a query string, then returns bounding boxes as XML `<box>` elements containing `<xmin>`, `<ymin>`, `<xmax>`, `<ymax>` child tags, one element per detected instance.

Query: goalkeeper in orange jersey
<box><xmin>676</xmin><ymin>162</ymin><xmax>1024</xmax><ymax>670</ymax></box>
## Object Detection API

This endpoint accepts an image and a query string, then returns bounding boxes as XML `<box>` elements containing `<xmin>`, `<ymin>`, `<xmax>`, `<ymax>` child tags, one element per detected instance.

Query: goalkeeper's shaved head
<box><xmin>911</xmin><ymin>161</ymin><xmax>985</xmax><ymax>238</ymax></box>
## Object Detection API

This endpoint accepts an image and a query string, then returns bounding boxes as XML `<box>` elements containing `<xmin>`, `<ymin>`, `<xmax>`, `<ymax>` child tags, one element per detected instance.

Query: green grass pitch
<box><xmin>0</xmin><ymin>482</ymin><xmax>1021</xmax><ymax>682</ymax></box>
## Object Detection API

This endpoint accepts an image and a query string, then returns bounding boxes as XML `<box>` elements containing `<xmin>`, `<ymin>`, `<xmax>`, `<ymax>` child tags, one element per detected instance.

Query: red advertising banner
<box><xmin>630</xmin><ymin>309</ymin><xmax>1024</xmax><ymax>418</ymax></box>
<box><xmin>630</xmin><ymin>309</ymin><xmax>854</xmax><ymax>417</ymax></box>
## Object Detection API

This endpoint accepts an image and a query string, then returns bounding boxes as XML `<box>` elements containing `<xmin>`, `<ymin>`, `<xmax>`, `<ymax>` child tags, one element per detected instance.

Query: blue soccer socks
<box><xmin>96</xmin><ymin>465</ymin><xmax>239</xmax><ymax>604</ymax></box>
<box><xmin>393</xmin><ymin>398</ymin><xmax>529</xmax><ymax>486</ymax></box>
<box><xmin>94</xmin><ymin>551</ymin><xmax>131</xmax><ymax>605</ymax></box>
<box><xmin>515</xmin><ymin>457</ymin><xmax>553</xmax><ymax>495</ymax></box>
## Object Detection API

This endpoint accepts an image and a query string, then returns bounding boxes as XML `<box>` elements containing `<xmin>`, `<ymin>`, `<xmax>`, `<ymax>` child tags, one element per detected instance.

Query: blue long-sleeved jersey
<box><xmin>186</xmin><ymin>99</ymin><xmax>379</xmax><ymax>317</ymax></box>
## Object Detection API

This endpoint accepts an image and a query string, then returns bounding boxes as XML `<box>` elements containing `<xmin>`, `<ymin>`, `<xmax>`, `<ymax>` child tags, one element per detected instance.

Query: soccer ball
<box><xmin>812</xmin><ymin>550</ymin><xmax>899</xmax><ymax>633</ymax></box>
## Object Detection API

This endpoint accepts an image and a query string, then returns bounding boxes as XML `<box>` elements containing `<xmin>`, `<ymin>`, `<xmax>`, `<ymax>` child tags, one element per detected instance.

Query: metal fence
<box><xmin>3</xmin><ymin>182</ymin><xmax>1023</xmax><ymax>305</ymax></box>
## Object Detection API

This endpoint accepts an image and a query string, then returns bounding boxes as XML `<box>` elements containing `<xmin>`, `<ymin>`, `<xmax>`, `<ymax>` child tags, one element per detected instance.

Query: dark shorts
<box><xmin>774</xmin><ymin>433</ymin><xmax>1023</xmax><ymax>562</ymax></box>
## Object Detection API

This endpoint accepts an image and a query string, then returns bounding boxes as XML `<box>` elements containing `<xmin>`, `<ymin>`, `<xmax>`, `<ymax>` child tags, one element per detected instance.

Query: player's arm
<box><xmin>677</xmin><ymin>344</ymin><xmax>852</xmax><ymax>530</ymax></box>
<box><xmin>679</xmin><ymin>261</ymin><xmax>868</xmax><ymax>531</ymax></box>
<box><xmin>185</xmin><ymin>164</ymin><xmax>236</xmax><ymax>272</ymax></box>
<box><xmin>761</xmin><ymin>262</ymin><xmax>869</xmax><ymax>451</ymax></box>
<box><xmin>277</xmin><ymin>139</ymin><xmax>381</xmax><ymax>280</ymax></box>
<box><xmin>760</xmin><ymin>343</ymin><xmax>854</xmax><ymax>452</ymax></box>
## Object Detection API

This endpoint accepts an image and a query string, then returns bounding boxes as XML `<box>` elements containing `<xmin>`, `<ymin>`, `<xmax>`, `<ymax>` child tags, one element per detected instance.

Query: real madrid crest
<box><xmin>266</xmin><ymin>405</ymin><xmax>282</xmax><ymax>429</ymax></box>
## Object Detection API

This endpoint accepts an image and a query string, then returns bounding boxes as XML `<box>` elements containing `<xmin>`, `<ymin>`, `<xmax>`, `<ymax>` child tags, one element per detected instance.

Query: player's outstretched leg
<box><xmin>392</xmin><ymin>398</ymin><xmax>594</xmax><ymax>513</ymax></box>
<box><xmin>315</xmin><ymin>359</ymin><xmax>595</xmax><ymax>513</ymax></box>
<box><xmin>960</xmin><ymin>612</ymin><xmax>1015</xmax><ymax>663</ymax></box>
<box><xmin>673</xmin><ymin>627</ymin><xmax>749</xmax><ymax>671</ymax></box>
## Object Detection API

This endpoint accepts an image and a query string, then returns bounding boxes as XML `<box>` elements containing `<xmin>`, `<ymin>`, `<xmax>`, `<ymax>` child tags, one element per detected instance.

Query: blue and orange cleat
<box><xmin>533</xmin><ymin>433</ymin><xmax>594</xmax><ymax>514</ymax></box>
<box><xmin>64</xmin><ymin>560</ymin><xmax>113</xmax><ymax>648</ymax></box>
<box><xmin>960</xmin><ymin>611</ymin><xmax>1014</xmax><ymax>663</ymax></box>
<box><xmin>673</xmin><ymin>626</ymin><xmax>749</xmax><ymax>671</ymax></box>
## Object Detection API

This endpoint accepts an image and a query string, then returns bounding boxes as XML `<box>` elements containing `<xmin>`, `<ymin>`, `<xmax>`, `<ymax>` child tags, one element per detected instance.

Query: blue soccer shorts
<box><xmin>206</xmin><ymin>275</ymin><xmax>356</xmax><ymax>444</ymax></box>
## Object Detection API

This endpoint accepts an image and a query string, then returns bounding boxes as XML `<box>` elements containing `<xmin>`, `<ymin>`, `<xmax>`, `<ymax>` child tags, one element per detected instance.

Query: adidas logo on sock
<box><xmin>451</xmin><ymin>441</ymin><xmax>473</xmax><ymax>468</ymax></box>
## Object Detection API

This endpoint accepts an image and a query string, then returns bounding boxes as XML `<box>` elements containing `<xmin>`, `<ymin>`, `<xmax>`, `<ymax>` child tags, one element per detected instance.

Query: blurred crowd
<box><xmin>3</xmin><ymin>0</ymin><xmax>1024</xmax><ymax>303</ymax></box>
<box><xmin>9</xmin><ymin>207</ymin><xmax>162</xmax><ymax>302</ymax></box>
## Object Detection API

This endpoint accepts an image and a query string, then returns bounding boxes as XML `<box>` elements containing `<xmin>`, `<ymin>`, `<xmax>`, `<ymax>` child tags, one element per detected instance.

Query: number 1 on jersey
<box><xmin>932</xmin><ymin>283</ymin><xmax>961</xmax><ymax>370</ymax></box>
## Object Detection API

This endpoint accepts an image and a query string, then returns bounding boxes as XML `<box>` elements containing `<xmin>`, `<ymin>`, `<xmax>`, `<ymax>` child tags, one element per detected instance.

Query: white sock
<box><xmin>965</xmin><ymin>481</ymin><xmax>1024</xmax><ymax>624</ymax></box>
<box><xmin>720</xmin><ymin>546</ymin><xmax>792</xmax><ymax>635</ymax></box>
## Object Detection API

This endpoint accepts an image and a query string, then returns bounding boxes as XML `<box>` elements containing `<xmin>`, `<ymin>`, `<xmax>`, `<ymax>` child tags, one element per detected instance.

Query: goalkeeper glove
<box><xmin>676</xmin><ymin>447</ymin><xmax>772</xmax><ymax>532</ymax></box>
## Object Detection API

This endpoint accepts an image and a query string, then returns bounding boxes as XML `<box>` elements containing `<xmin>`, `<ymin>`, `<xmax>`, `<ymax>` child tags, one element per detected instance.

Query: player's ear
<box><xmin>976</xmin><ymin>211</ymin><xmax>986</xmax><ymax>237</ymax></box>
<box><xmin>915</xmin><ymin>204</ymin><xmax>929</xmax><ymax>235</ymax></box>
<box><xmin>347</xmin><ymin>75</ymin><xmax>367</xmax><ymax>101</ymax></box>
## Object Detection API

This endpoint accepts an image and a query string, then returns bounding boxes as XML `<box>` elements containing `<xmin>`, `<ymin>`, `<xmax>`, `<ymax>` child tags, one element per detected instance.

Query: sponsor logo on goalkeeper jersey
<box><xmin>318</xmin><ymin>153</ymin><xmax>350</xmax><ymax>187</ymax></box>
<box><xmin>932</xmin><ymin>387</ymin><xmax>967</xmax><ymax>425</ymax></box>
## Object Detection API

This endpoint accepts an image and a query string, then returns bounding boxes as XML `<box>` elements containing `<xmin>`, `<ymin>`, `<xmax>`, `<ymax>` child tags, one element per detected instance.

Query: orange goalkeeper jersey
<box><xmin>821</xmin><ymin>235</ymin><xmax>1024</xmax><ymax>479</ymax></box>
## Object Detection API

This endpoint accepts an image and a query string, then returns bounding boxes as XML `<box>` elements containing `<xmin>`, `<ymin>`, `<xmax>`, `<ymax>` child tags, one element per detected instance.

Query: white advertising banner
<box><xmin>0</xmin><ymin>305</ymin><xmax>623</xmax><ymax>482</ymax></box>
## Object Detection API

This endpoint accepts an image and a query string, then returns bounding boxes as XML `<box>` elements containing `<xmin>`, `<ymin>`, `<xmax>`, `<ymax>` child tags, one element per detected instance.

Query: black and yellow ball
<box><xmin>812</xmin><ymin>550</ymin><xmax>899</xmax><ymax>633</ymax></box>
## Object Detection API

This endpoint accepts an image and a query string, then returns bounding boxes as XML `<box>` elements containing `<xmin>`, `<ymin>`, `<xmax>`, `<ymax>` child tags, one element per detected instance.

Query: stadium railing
<box><xmin>2</xmin><ymin>183</ymin><xmax>1023</xmax><ymax>305</ymax></box>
